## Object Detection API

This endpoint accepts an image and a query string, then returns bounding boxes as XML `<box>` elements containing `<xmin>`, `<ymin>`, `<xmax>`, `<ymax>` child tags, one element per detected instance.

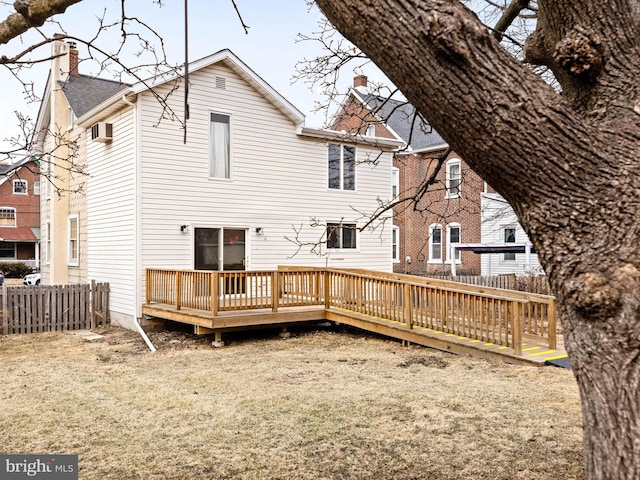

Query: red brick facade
<box><xmin>393</xmin><ymin>151</ymin><xmax>484</xmax><ymax>275</ymax></box>
<box><xmin>0</xmin><ymin>158</ymin><xmax>41</xmax><ymax>262</ymax></box>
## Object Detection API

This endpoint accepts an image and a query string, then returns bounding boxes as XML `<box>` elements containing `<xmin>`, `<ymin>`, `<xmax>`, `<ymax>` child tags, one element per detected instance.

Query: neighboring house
<box><xmin>332</xmin><ymin>76</ymin><xmax>486</xmax><ymax>276</ymax></box>
<box><xmin>34</xmin><ymin>40</ymin><xmax>400</xmax><ymax>329</ymax></box>
<box><xmin>480</xmin><ymin>192</ymin><xmax>541</xmax><ymax>275</ymax></box>
<box><xmin>0</xmin><ymin>155</ymin><xmax>41</xmax><ymax>269</ymax></box>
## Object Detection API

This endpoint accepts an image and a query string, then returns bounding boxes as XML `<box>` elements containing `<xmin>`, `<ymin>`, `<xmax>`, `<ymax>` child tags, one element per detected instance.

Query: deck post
<box><xmin>547</xmin><ymin>298</ymin><xmax>557</xmax><ymax>349</ymax></box>
<box><xmin>175</xmin><ymin>271</ymin><xmax>182</xmax><ymax>311</ymax></box>
<box><xmin>404</xmin><ymin>284</ymin><xmax>412</xmax><ymax>329</ymax></box>
<box><xmin>272</xmin><ymin>271</ymin><xmax>279</xmax><ymax>313</ymax></box>
<box><xmin>512</xmin><ymin>301</ymin><xmax>523</xmax><ymax>356</ymax></box>
<box><xmin>211</xmin><ymin>272</ymin><xmax>219</xmax><ymax>317</ymax></box>
<box><xmin>324</xmin><ymin>270</ymin><xmax>331</xmax><ymax>310</ymax></box>
<box><xmin>145</xmin><ymin>269</ymin><xmax>150</xmax><ymax>305</ymax></box>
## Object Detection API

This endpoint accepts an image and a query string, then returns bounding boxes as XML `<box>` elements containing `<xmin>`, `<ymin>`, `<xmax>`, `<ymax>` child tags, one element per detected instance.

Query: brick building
<box><xmin>332</xmin><ymin>76</ymin><xmax>486</xmax><ymax>275</ymax></box>
<box><xmin>0</xmin><ymin>155</ymin><xmax>41</xmax><ymax>269</ymax></box>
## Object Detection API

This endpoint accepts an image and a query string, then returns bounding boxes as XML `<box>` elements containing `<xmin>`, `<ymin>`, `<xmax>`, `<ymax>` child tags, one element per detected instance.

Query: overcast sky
<box><xmin>0</xmin><ymin>0</ymin><xmax>386</xmax><ymax>154</ymax></box>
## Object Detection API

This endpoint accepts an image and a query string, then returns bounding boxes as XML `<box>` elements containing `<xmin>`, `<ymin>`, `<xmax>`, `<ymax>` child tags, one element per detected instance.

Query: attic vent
<box><xmin>215</xmin><ymin>76</ymin><xmax>226</xmax><ymax>89</ymax></box>
<box><xmin>91</xmin><ymin>122</ymin><xmax>113</xmax><ymax>143</ymax></box>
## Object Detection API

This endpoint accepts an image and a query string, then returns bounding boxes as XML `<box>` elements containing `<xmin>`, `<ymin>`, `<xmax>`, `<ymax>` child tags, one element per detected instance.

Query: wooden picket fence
<box><xmin>0</xmin><ymin>281</ymin><xmax>110</xmax><ymax>335</ymax></box>
<box><xmin>423</xmin><ymin>274</ymin><xmax>551</xmax><ymax>295</ymax></box>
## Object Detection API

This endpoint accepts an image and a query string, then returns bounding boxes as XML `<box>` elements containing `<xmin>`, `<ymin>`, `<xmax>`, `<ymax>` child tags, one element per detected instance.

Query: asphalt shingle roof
<box><xmin>353</xmin><ymin>90</ymin><xmax>445</xmax><ymax>151</ymax></box>
<box><xmin>60</xmin><ymin>75</ymin><xmax>128</xmax><ymax>118</ymax></box>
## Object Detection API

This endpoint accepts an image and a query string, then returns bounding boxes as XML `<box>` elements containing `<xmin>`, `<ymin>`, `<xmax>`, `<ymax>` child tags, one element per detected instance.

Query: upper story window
<box><xmin>447</xmin><ymin>223</ymin><xmax>461</xmax><ymax>263</ymax></box>
<box><xmin>0</xmin><ymin>207</ymin><xmax>16</xmax><ymax>227</ymax></box>
<box><xmin>429</xmin><ymin>223</ymin><xmax>443</xmax><ymax>262</ymax></box>
<box><xmin>209</xmin><ymin>113</ymin><xmax>231</xmax><ymax>179</ymax></box>
<box><xmin>328</xmin><ymin>144</ymin><xmax>355</xmax><ymax>191</ymax></box>
<box><xmin>445</xmin><ymin>158</ymin><xmax>461</xmax><ymax>198</ymax></box>
<box><xmin>504</xmin><ymin>227</ymin><xmax>516</xmax><ymax>261</ymax></box>
<box><xmin>366</xmin><ymin>124</ymin><xmax>375</xmax><ymax>137</ymax></box>
<box><xmin>326</xmin><ymin>222</ymin><xmax>357</xmax><ymax>249</ymax></box>
<box><xmin>13</xmin><ymin>180</ymin><xmax>27</xmax><ymax>195</ymax></box>
<box><xmin>391</xmin><ymin>167</ymin><xmax>399</xmax><ymax>201</ymax></box>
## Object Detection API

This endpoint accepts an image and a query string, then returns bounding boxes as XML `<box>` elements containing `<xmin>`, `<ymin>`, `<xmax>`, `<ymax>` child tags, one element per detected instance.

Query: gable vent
<box><xmin>215</xmin><ymin>76</ymin><xmax>226</xmax><ymax>89</ymax></box>
<box><xmin>91</xmin><ymin>122</ymin><xmax>113</xmax><ymax>143</ymax></box>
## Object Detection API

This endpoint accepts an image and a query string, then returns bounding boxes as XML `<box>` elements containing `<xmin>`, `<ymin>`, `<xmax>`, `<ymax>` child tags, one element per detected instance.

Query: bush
<box><xmin>0</xmin><ymin>263</ymin><xmax>34</xmax><ymax>279</ymax></box>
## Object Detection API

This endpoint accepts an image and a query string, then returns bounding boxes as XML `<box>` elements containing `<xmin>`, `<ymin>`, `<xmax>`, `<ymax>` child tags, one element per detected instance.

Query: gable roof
<box><xmin>77</xmin><ymin>49</ymin><xmax>305</xmax><ymax>128</ymax></box>
<box><xmin>352</xmin><ymin>90</ymin><xmax>446</xmax><ymax>152</ymax></box>
<box><xmin>60</xmin><ymin>75</ymin><xmax>128</xmax><ymax>117</ymax></box>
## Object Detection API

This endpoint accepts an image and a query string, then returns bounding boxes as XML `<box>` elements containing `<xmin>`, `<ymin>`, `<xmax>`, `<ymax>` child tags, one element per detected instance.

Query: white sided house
<box><xmin>480</xmin><ymin>192</ymin><xmax>542</xmax><ymax>276</ymax></box>
<box><xmin>34</xmin><ymin>42</ymin><xmax>400</xmax><ymax>329</ymax></box>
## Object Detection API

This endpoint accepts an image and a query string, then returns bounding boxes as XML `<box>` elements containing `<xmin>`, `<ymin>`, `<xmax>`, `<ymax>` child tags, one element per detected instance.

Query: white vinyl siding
<box><xmin>480</xmin><ymin>192</ymin><xmax>542</xmax><ymax>275</ymax></box>
<box><xmin>86</xmin><ymin>107</ymin><xmax>137</xmax><ymax>322</ymax></box>
<box><xmin>138</xmin><ymin>62</ymin><xmax>393</xmax><ymax>277</ymax></box>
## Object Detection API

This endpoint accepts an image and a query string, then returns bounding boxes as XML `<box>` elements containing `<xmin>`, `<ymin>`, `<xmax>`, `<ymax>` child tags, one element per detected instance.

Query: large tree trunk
<box><xmin>315</xmin><ymin>0</ymin><xmax>640</xmax><ymax>478</ymax></box>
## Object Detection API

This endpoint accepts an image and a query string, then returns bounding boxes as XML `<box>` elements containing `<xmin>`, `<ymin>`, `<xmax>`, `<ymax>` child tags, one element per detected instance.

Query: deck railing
<box><xmin>146</xmin><ymin>267</ymin><xmax>557</xmax><ymax>353</ymax></box>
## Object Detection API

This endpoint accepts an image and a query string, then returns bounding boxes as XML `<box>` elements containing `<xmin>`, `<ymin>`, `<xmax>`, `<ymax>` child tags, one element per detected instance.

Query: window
<box><xmin>0</xmin><ymin>241</ymin><xmax>15</xmax><ymax>258</ymax></box>
<box><xmin>13</xmin><ymin>180</ymin><xmax>27</xmax><ymax>195</ymax></box>
<box><xmin>44</xmin><ymin>156</ymin><xmax>52</xmax><ymax>198</ymax></box>
<box><xmin>209</xmin><ymin>113</ymin><xmax>230</xmax><ymax>179</ymax></box>
<box><xmin>391</xmin><ymin>167</ymin><xmax>399</xmax><ymax>200</ymax></box>
<box><xmin>504</xmin><ymin>227</ymin><xmax>516</xmax><ymax>261</ymax></box>
<box><xmin>447</xmin><ymin>223</ymin><xmax>461</xmax><ymax>263</ymax></box>
<box><xmin>0</xmin><ymin>208</ymin><xmax>16</xmax><ymax>227</ymax></box>
<box><xmin>366</xmin><ymin>124</ymin><xmax>375</xmax><ymax>137</ymax></box>
<box><xmin>68</xmin><ymin>215</ymin><xmax>79</xmax><ymax>266</ymax></box>
<box><xmin>45</xmin><ymin>220</ymin><xmax>51</xmax><ymax>265</ymax></box>
<box><xmin>326</xmin><ymin>222</ymin><xmax>357</xmax><ymax>249</ymax></box>
<box><xmin>446</xmin><ymin>159</ymin><xmax>461</xmax><ymax>198</ymax></box>
<box><xmin>429</xmin><ymin>224</ymin><xmax>443</xmax><ymax>262</ymax></box>
<box><xmin>34</xmin><ymin>181</ymin><xmax>41</xmax><ymax>196</ymax></box>
<box><xmin>328</xmin><ymin>144</ymin><xmax>355</xmax><ymax>191</ymax></box>
<box><xmin>392</xmin><ymin>225</ymin><xmax>400</xmax><ymax>262</ymax></box>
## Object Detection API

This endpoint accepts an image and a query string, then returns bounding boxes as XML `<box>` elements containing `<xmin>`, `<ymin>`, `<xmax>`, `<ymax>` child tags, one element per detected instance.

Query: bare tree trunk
<box><xmin>316</xmin><ymin>0</ymin><xmax>640</xmax><ymax>478</ymax></box>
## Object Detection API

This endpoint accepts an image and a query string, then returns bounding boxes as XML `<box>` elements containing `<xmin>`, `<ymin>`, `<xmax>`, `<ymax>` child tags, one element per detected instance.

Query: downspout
<box><xmin>122</xmin><ymin>94</ymin><xmax>156</xmax><ymax>353</ymax></box>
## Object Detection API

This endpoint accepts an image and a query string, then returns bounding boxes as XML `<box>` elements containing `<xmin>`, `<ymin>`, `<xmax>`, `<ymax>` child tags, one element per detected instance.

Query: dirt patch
<box><xmin>0</xmin><ymin>325</ymin><xmax>584</xmax><ymax>479</ymax></box>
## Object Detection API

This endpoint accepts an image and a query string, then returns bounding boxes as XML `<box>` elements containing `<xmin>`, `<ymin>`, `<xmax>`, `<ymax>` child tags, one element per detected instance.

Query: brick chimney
<box><xmin>353</xmin><ymin>75</ymin><xmax>368</xmax><ymax>93</ymax></box>
<box><xmin>68</xmin><ymin>41</ymin><xmax>79</xmax><ymax>76</ymax></box>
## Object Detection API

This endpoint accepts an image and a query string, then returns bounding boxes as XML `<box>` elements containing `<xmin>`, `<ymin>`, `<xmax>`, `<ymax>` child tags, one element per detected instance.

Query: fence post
<box><xmin>91</xmin><ymin>280</ymin><xmax>96</xmax><ymax>329</ymax></box>
<box><xmin>324</xmin><ymin>270</ymin><xmax>331</xmax><ymax>310</ymax></box>
<box><xmin>210</xmin><ymin>272</ymin><xmax>219</xmax><ymax>317</ymax></box>
<box><xmin>272</xmin><ymin>271</ymin><xmax>279</xmax><ymax>313</ymax></box>
<box><xmin>145</xmin><ymin>269</ymin><xmax>150</xmax><ymax>305</ymax></box>
<box><xmin>512</xmin><ymin>301</ymin><xmax>523</xmax><ymax>356</ymax></box>
<box><xmin>1</xmin><ymin>282</ymin><xmax>7</xmax><ymax>334</ymax></box>
<box><xmin>404</xmin><ymin>284</ymin><xmax>413</xmax><ymax>330</ymax></box>
<box><xmin>175</xmin><ymin>271</ymin><xmax>182</xmax><ymax>311</ymax></box>
<box><xmin>547</xmin><ymin>299</ymin><xmax>557</xmax><ymax>349</ymax></box>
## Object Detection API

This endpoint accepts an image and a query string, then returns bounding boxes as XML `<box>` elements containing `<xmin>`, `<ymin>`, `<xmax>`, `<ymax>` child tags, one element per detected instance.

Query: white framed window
<box><xmin>68</xmin><ymin>215</ymin><xmax>79</xmax><ymax>266</ymax></box>
<box><xmin>209</xmin><ymin>112</ymin><xmax>231</xmax><ymax>179</ymax></box>
<box><xmin>45</xmin><ymin>220</ymin><xmax>51</xmax><ymax>265</ymax></box>
<box><xmin>445</xmin><ymin>158</ymin><xmax>461</xmax><ymax>198</ymax></box>
<box><xmin>428</xmin><ymin>223</ymin><xmax>443</xmax><ymax>262</ymax></box>
<box><xmin>391</xmin><ymin>167</ymin><xmax>399</xmax><ymax>200</ymax></box>
<box><xmin>34</xmin><ymin>181</ymin><xmax>41</xmax><ymax>196</ymax></box>
<box><xmin>328</xmin><ymin>144</ymin><xmax>356</xmax><ymax>191</ymax></box>
<box><xmin>392</xmin><ymin>225</ymin><xmax>400</xmax><ymax>262</ymax></box>
<box><xmin>366</xmin><ymin>124</ymin><xmax>375</xmax><ymax>137</ymax></box>
<box><xmin>13</xmin><ymin>179</ymin><xmax>27</xmax><ymax>195</ymax></box>
<box><xmin>0</xmin><ymin>207</ymin><xmax>16</xmax><ymax>227</ymax></box>
<box><xmin>67</xmin><ymin>106</ymin><xmax>74</xmax><ymax>131</ymax></box>
<box><xmin>447</xmin><ymin>223</ymin><xmax>461</xmax><ymax>263</ymax></box>
<box><xmin>503</xmin><ymin>227</ymin><xmax>516</xmax><ymax>261</ymax></box>
<box><xmin>44</xmin><ymin>155</ymin><xmax>52</xmax><ymax>199</ymax></box>
<box><xmin>326</xmin><ymin>222</ymin><xmax>357</xmax><ymax>249</ymax></box>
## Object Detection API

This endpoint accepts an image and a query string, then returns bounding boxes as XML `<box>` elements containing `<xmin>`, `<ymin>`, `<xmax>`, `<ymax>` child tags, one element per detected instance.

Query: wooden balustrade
<box><xmin>145</xmin><ymin>267</ymin><xmax>557</xmax><ymax>353</ymax></box>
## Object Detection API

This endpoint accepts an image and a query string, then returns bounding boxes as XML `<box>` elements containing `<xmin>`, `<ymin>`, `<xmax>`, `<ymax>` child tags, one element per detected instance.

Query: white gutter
<box><xmin>297</xmin><ymin>126</ymin><xmax>404</xmax><ymax>149</ymax></box>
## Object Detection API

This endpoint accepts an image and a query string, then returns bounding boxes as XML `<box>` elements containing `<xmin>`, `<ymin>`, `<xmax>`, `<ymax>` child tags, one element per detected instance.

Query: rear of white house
<box><xmin>40</xmin><ymin>47</ymin><xmax>400</xmax><ymax>329</ymax></box>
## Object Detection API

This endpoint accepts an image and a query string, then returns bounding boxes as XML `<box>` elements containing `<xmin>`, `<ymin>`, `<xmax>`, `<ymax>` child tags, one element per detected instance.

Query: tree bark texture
<box><xmin>0</xmin><ymin>0</ymin><xmax>82</xmax><ymax>46</ymax></box>
<box><xmin>315</xmin><ymin>1</ymin><xmax>640</xmax><ymax>478</ymax></box>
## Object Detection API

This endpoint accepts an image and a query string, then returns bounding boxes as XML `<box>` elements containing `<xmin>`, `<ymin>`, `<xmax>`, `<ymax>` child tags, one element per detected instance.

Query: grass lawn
<box><xmin>0</xmin><ymin>325</ymin><xmax>585</xmax><ymax>479</ymax></box>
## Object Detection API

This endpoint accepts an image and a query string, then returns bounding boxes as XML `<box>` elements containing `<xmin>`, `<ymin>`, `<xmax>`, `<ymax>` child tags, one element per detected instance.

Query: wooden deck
<box><xmin>143</xmin><ymin>267</ymin><xmax>567</xmax><ymax>366</ymax></box>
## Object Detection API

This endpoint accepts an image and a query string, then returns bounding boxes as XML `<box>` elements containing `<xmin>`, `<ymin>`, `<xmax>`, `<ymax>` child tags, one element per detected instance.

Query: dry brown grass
<box><xmin>0</xmin><ymin>325</ymin><xmax>584</xmax><ymax>479</ymax></box>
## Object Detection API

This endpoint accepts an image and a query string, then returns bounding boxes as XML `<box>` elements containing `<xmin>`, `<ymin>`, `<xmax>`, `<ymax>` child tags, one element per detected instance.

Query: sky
<box><xmin>0</xmin><ymin>0</ymin><xmax>387</xmax><ymax>154</ymax></box>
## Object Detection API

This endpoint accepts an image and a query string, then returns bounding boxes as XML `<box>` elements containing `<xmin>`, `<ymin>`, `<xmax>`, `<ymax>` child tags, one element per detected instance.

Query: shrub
<box><xmin>0</xmin><ymin>263</ymin><xmax>34</xmax><ymax>279</ymax></box>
